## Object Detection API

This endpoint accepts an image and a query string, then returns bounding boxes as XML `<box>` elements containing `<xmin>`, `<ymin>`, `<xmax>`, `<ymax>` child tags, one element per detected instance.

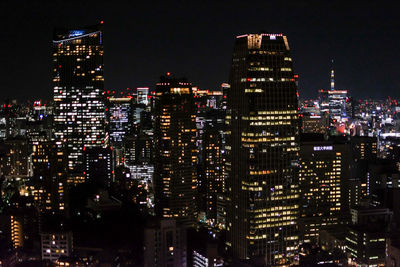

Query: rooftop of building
<box><xmin>53</xmin><ymin>23</ymin><xmax>103</xmax><ymax>42</ymax></box>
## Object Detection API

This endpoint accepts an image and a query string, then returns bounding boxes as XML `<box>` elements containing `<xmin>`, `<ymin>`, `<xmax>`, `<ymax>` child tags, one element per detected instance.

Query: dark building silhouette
<box><xmin>83</xmin><ymin>147</ymin><xmax>113</xmax><ymax>188</ymax></box>
<box><xmin>345</xmin><ymin>207</ymin><xmax>391</xmax><ymax>265</ymax></box>
<box><xmin>144</xmin><ymin>219</ymin><xmax>187</xmax><ymax>267</ymax></box>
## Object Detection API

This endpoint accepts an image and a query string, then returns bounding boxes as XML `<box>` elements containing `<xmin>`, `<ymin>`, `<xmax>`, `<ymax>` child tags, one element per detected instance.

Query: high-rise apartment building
<box><xmin>154</xmin><ymin>74</ymin><xmax>198</xmax><ymax>226</ymax></box>
<box><xmin>202</xmin><ymin>115</ymin><xmax>225</xmax><ymax>230</ymax></box>
<box><xmin>225</xmin><ymin>34</ymin><xmax>300</xmax><ymax>265</ymax></box>
<box><xmin>52</xmin><ymin>23</ymin><xmax>106</xmax><ymax>184</ymax></box>
<box><xmin>31</xmin><ymin>140</ymin><xmax>67</xmax><ymax>213</ymax></box>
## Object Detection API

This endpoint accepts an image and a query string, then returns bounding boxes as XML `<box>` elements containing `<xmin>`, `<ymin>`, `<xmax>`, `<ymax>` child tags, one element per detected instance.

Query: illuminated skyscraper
<box><xmin>298</xmin><ymin>135</ymin><xmax>350</xmax><ymax>244</ymax></box>
<box><xmin>154</xmin><ymin>74</ymin><xmax>198</xmax><ymax>226</ymax></box>
<box><xmin>328</xmin><ymin>90</ymin><xmax>348</xmax><ymax>121</ymax></box>
<box><xmin>226</xmin><ymin>34</ymin><xmax>300</xmax><ymax>265</ymax></box>
<box><xmin>107</xmin><ymin>97</ymin><xmax>133</xmax><ymax>147</ymax></box>
<box><xmin>203</xmin><ymin>127</ymin><xmax>224</xmax><ymax>228</ymax></box>
<box><xmin>31</xmin><ymin>140</ymin><xmax>67</xmax><ymax>213</ymax></box>
<box><xmin>137</xmin><ymin>87</ymin><xmax>150</xmax><ymax>105</ymax></box>
<box><xmin>52</xmin><ymin>23</ymin><xmax>106</xmax><ymax>183</ymax></box>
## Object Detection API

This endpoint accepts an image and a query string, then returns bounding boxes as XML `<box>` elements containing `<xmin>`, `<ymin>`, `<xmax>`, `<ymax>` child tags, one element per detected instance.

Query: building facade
<box><xmin>107</xmin><ymin>97</ymin><xmax>133</xmax><ymax>147</ymax></box>
<box><xmin>52</xmin><ymin>24</ymin><xmax>106</xmax><ymax>184</ymax></box>
<box><xmin>144</xmin><ymin>219</ymin><xmax>187</xmax><ymax>267</ymax></box>
<box><xmin>83</xmin><ymin>146</ymin><xmax>113</xmax><ymax>188</ymax></box>
<box><xmin>298</xmin><ymin>135</ymin><xmax>350</xmax><ymax>244</ymax></box>
<box><xmin>41</xmin><ymin>232</ymin><xmax>73</xmax><ymax>262</ymax></box>
<box><xmin>226</xmin><ymin>33</ymin><xmax>300</xmax><ymax>265</ymax></box>
<box><xmin>153</xmin><ymin>74</ymin><xmax>198</xmax><ymax>226</ymax></box>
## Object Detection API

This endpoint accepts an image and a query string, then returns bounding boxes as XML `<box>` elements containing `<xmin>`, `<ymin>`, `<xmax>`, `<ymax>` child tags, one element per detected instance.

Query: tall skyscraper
<box><xmin>226</xmin><ymin>34</ymin><xmax>300</xmax><ymax>265</ymax></box>
<box><xmin>154</xmin><ymin>74</ymin><xmax>198</xmax><ymax>226</ymax></box>
<box><xmin>203</xmin><ymin>128</ymin><xmax>224</xmax><ymax>228</ymax></box>
<box><xmin>52</xmin><ymin>23</ymin><xmax>106</xmax><ymax>184</ymax></box>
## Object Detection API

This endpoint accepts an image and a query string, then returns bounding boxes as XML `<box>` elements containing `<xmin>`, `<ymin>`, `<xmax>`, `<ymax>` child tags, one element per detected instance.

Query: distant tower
<box><xmin>330</xmin><ymin>59</ymin><xmax>335</xmax><ymax>91</ymax></box>
<box><xmin>107</xmin><ymin>97</ymin><xmax>133</xmax><ymax>147</ymax></box>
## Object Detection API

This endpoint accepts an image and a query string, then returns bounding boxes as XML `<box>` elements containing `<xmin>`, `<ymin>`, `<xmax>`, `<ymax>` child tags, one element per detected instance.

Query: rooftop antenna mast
<box><xmin>330</xmin><ymin>59</ymin><xmax>335</xmax><ymax>91</ymax></box>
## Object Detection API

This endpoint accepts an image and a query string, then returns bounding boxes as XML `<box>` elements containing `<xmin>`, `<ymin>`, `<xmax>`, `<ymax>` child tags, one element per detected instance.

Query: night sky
<box><xmin>1</xmin><ymin>0</ymin><xmax>399</xmax><ymax>101</ymax></box>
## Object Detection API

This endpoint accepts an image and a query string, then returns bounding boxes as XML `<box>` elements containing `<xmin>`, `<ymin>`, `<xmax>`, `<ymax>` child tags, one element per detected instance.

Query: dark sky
<box><xmin>1</xmin><ymin>0</ymin><xmax>399</xmax><ymax>101</ymax></box>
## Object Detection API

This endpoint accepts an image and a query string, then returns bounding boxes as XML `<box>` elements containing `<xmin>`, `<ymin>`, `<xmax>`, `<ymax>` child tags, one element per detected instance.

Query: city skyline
<box><xmin>2</xmin><ymin>2</ymin><xmax>400</xmax><ymax>266</ymax></box>
<box><xmin>1</xmin><ymin>1</ymin><xmax>400</xmax><ymax>101</ymax></box>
